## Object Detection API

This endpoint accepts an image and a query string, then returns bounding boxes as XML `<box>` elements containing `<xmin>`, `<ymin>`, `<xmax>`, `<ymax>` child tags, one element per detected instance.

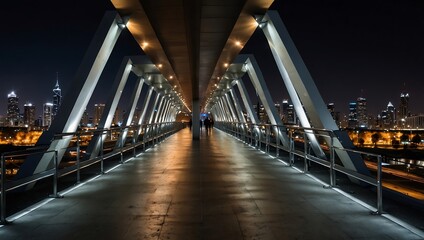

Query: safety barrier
<box><xmin>215</xmin><ymin>121</ymin><xmax>384</xmax><ymax>215</ymax></box>
<box><xmin>0</xmin><ymin>122</ymin><xmax>184</xmax><ymax>224</ymax></box>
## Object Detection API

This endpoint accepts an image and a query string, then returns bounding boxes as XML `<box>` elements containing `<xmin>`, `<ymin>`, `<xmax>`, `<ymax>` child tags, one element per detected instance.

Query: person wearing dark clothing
<box><xmin>204</xmin><ymin>117</ymin><xmax>211</xmax><ymax>131</ymax></box>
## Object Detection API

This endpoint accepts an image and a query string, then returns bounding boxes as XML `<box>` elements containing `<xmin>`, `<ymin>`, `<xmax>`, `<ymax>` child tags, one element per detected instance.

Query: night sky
<box><xmin>1</xmin><ymin>0</ymin><xmax>424</xmax><ymax>118</ymax></box>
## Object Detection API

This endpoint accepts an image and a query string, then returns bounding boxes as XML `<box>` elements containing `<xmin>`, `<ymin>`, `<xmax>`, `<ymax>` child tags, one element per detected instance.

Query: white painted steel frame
<box><xmin>17</xmin><ymin>12</ymin><xmax>125</xmax><ymax>179</ymax></box>
<box><xmin>260</xmin><ymin>11</ymin><xmax>369</xmax><ymax>175</ymax></box>
<box><xmin>114</xmin><ymin>76</ymin><xmax>145</xmax><ymax>149</ymax></box>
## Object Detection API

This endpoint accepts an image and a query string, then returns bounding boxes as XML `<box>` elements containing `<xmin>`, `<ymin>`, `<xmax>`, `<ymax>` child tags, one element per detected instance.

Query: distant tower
<box><xmin>7</xmin><ymin>91</ymin><xmax>20</xmax><ymax>126</ymax></box>
<box><xmin>52</xmin><ymin>73</ymin><xmax>62</xmax><ymax>118</ymax></box>
<box><xmin>356</xmin><ymin>97</ymin><xmax>368</xmax><ymax>128</ymax></box>
<box><xmin>94</xmin><ymin>103</ymin><xmax>105</xmax><ymax>126</ymax></box>
<box><xmin>398</xmin><ymin>92</ymin><xmax>409</xmax><ymax>120</ymax></box>
<box><xmin>52</xmin><ymin>74</ymin><xmax>62</xmax><ymax>118</ymax></box>
<box><xmin>327</xmin><ymin>103</ymin><xmax>335</xmax><ymax>119</ymax></box>
<box><xmin>80</xmin><ymin>108</ymin><xmax>89</xmax><ymax>127</ymax></box>
<box><xmin>23</xmin><ymin>103</ymin><xmax>36</xmax><ymax>127</ymax></box>
<box><xmin>43</xmin><ymin>103</ymin><xmax>54</xmax><ymax>127</ymax></box>
<box><xmin>348</xmin><ymin>102</ymin><xmax>357</xmax><ymax>128</ymax></box>
<box><xmin>113</xmin><ymin>107</ymin><xmax>120</xmax><ymax>126</ymax></box>
<box><xmin>287</xmin><ymin>104</ymin><xmax>296</xmax><ymax>125</ymax></box>
<box><xmin>381</xmin><ymin>102</ymin><xmax>396</xmax><ymax>129</ymax></box>
<box><xmin>274</xmin><ymin>102</ymin><xmax>281</xmax><ymax>120</ymax></box>
<box><xmin>281</xmin><ymin>99</ymin><xmax>289</xmax><ymax>122</ymax></box>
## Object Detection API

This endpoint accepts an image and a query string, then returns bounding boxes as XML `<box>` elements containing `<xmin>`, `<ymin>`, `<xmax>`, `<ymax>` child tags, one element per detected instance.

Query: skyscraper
<box><xmin>43</xmin><ymin>103</ymin><xmax>54</xmax><ymax>127</ymax></box>
<box><xmin>380</xmin><ymin>102</ymin><xmax>396</xmax><ymax>129</ymax></box>
<box><xmin>94</xmin><ymin>103</ymin><xmax>105</xmax><ymax>126</ymax></box>
<box><xmin>281</xmin><ymin>99</ymin><xmax>289</xmax><ymax>123</ymax></box>
<box><xmin>287</xmin><ymin>104</ymin><xmax>296</xmax><ymax>125</ymax></box>
<box><xmin>23</xmin><ymin>103</ymin><xmax>36</xmax><ymax>127</ymax></box>
<box><xmin>80</xmin><ymin>108</ymin><xmax>89</xmax><ymax>127</ymax></box>
<box><xmin>348</xmin><ymin>102</ymin><xmax>357</xmax><ymax>129</ymax></box>
<box><xmin>356</xmin><ymin>97</ymin><xmax>368</xmax><ymax>128</ymax></box>
<box><xmin>52</xmin><ymin>76</ymin><xmax>62</xmax><ymax>118</ymax></box>
<box><xmin>398</xmin><ymin>92</ymin><xmax>409</xmax><ymax>121</ymax></box>
<box><xmin>7</xmin><ymin>91</ymin><xmax>20</xmax><ymax>126</ymax></box>
<box><xmin>327</xmin><ymin>103</ymin><xmax>335</xmax><ymax>119</ymax></box>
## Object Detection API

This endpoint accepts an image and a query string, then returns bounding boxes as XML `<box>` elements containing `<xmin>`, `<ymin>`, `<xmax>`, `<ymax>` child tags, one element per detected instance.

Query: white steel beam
<box><xmin>259</xmin><ymin>11</ymin><xmax>369</xmax><ymax>175</ymax></box>
<box><xmin>17</xmin><ymin>11</ymin><xmax>125</xmax><ymax>180</ymax></box>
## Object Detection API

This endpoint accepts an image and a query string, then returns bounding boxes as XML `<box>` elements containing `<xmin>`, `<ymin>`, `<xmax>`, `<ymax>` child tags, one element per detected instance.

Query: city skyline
<box><xmin>0</xmin><ymin>0</ymin><xmax>424</xmax><ymax>120</ymax></box>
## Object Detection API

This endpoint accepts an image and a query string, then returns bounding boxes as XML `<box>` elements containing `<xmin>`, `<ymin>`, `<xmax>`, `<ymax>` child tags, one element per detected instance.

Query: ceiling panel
<box><xmin>111</xmin><ymin>0</ymin><xmax>274</xmax><ymax>112</ymax></box>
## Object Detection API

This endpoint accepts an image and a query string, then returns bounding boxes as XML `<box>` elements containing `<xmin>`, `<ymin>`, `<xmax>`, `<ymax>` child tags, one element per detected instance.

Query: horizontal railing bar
<box><xmin>4</xmin><ymin>169</ymin><xmax>55</xmax><ymax>192</ymax></box>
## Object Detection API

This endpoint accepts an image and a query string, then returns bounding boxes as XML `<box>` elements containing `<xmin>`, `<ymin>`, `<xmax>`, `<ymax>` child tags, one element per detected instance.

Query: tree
<box><xmin>391</xmin><ymin>139</ymin><xmax>400</xmax><ymax>149</ymax></box>
<box><xmin>358</xmin><ymin>138</ymin><xmax>365</xmax><ymax>147</ymax></box>
<box><xmin>400</xmin><ymin>133</ymin><xmax>409</xmax><ymax>143</ymax></box>
<box><xmin>411</xmin><ymin>134</ymin><xmax>422</xmax><ymax>144</ymax></box>
<box><xmin>400</xmin><ymin>133</ymin><xmax>409</xmax><ymax>150</ymax></box>
<box><xmin>371</xmin><ymin>133</ymin><xmax>381</xmax><ymax>148</ymax></box>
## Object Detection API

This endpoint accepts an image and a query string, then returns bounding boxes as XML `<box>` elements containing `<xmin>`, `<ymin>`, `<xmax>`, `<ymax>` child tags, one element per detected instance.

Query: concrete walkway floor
<box><xmin>1</xmin><ymin>128</ymin><xmax>423</xmax><ymax>239</ymax></box>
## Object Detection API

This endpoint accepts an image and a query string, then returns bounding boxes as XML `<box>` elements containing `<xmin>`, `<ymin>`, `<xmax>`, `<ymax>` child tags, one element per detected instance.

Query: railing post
<box><xmin>142</xmin><ymin>125</ymin><xmax>147</xmax><ymax>151</ymax></box>
<box><xmin>303</xmin><ymin>131</ymin><xmax>308</xmax><ymax>173</ymax></box>
<box><xmin>289</xmin><ymin>130</ymin><xmax>294</xmax><ymax>166</ymax></box>
<box><xmin>50</xmin><ymin>150</ymin><xmax>62</xmax><ymax>198</ymax></box>
<box><xmin>76</xmin><ymin>132</ymin><xmax>81</xmax><ymax>183</ymax></box>
<box><xmin>120</xmin><ymin>127</ymin><xmax>124</xmax><ymax>164</ymax></box>
<box><xmin>276</xmin><ymin>126</ymin><xmax>279</xmax><ymax>158</ymax></box>
<box><xmin>154</xmin><ymin>124</ymin><xmax>158</xmax><ymax>144</ymax></box>
<box><xmin>266</xmin><ymin>125</ymin><xmax>270</xmax><ymax>154</ymax></box>
<box><xmin>100</xmin><ymin>130</ymin><xmax>104</xmax><ymax>174</ymax></box>
<box><xmin>1</xmin><ymin>154</ymin><xmax>7</xmax><ymax>224</ymax></box>
<box><xmin>258</xmin><ymin>126</ymin><xmax>262</xmax><ymax>150</ymax></box>
<box><xmin>249</xmin><ymin>124</ymin><xmax>253</xmax><ymax>146</ymax></box>
<box><xmin>375</xmin><ymin>155</ymin><xmax>383</xmax><ymax>215</ymax></box>
<box><xmin>133</xmin><ymin>127</ymin><xmax>137</xmax><ymax>157</ymax></box>
<box><xmin>329</xmin><ymin>136</ymin><xmax>336</xmax><ymax>187</ymax></box>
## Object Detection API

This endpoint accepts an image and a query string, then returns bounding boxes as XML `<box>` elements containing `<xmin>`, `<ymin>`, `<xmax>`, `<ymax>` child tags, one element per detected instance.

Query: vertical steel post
<box><xmin>50</xmin><ymin>150</ymin><xmax>62</xmax><ymax>198</ymax></box>
<box><xmin>266</xmin><ymin>125</ymin><xmax>270</xmax><ymax>154</ymax></box>
<box><xmin>53</xmin><ymin>150</ymin><xmax>58</xmax><ymax>196</ymax></box>
<box><xmin>133</xmin><ymin>126</ymin><xmax>137</xmax><ymax>157</ymax></box>
<box><xmin>142</xmin><ymin>125</ymin><xmax>147</xmax><ymax>151</ymax></box>
<box><xmin>100</xmin><ymin>130</ymin><xmax>104</xmax><ymax>174</ymax></box>
<box><xmin>303</xmin><ymin>131</ymin><xmax>308</xmax><ymax>173</ymax></box>
<box><xmin>76</xmin><ymin>133</ymin><xmax>81</xmax><ymax>183</ymax></box>
<box><xmin>330</xmin><ymin>137</ymin><xmax>336</xmax><ymax>187</ymax></box>
<box><xmin>1</xmin><ymin>154</ymin><xmax>6</xmax><ymax>224</ymax></box>
<box><xmin>120</xmin><ymin>127</ymin><xmax>124</xmax><ymax>164</ymax></box>
<box><xmin>276</xmin><ymin>126</ymin><xmax>280</xmax><ymax>157</ymax></box>
<box><xmin>289</xmin><ymin>130</ymin><xmax>294</xmax><ymax>166</ymax></box>
<box><xmin>376</xmin><ymin>155</ymin><xmax>383</xmax><ymax>215</ymax></box>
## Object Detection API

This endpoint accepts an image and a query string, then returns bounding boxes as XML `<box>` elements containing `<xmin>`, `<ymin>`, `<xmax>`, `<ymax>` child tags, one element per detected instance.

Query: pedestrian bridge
<box><xmin>1</xmin><ymin>128</ymin><xmax>423</xmax><ymax>239</ymax></box>
<box><xmin>1</xmin><ymin>0</ymin><xmax>423</xmax><ymax>239</ymax></box>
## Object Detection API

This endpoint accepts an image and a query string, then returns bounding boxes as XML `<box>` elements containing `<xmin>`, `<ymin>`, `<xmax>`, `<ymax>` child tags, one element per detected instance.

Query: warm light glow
<box><xmin>224</xmin><ymin>63</ymin><xmax>229</xmax><ymax>67</ymax></box>
<box><xmin>142</xmin><ymin>42</ymin><xmax>148</xmax><ymax>48</ymax></box>
<box><xmin>158</xmin><ymin>64</ymin><xmax>163</xmax><ymax>68</ymax></box>
<box><xmin>169</xmin><ymin>76</ymin><xmax>173</xmax><ymax>79</ymax></box>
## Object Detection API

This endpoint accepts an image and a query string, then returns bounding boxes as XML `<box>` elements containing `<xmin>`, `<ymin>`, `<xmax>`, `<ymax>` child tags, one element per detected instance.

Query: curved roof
<box><xmin>111</xmin><ymin>0</ymin><xmax>274</xmax><ymax>111</ymax></box>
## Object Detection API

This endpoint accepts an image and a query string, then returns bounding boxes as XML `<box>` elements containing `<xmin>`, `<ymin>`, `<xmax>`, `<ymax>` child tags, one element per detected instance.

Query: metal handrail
<box><xmin>215</xmin><ymin>121</ymin><xmax>384</xmax><ymax>214</ymax></box>
<box><xmin>0</xmin><ymin>121</ymin><xmax>184</xmax><ymax>224</ymax></box>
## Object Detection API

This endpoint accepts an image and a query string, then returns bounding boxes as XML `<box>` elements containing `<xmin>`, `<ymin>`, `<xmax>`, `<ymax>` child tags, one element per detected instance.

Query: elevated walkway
<box><xmin>1</xmin><ymin>128</ymin><xmax>423</xmax><ymax>239</ymax></box>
